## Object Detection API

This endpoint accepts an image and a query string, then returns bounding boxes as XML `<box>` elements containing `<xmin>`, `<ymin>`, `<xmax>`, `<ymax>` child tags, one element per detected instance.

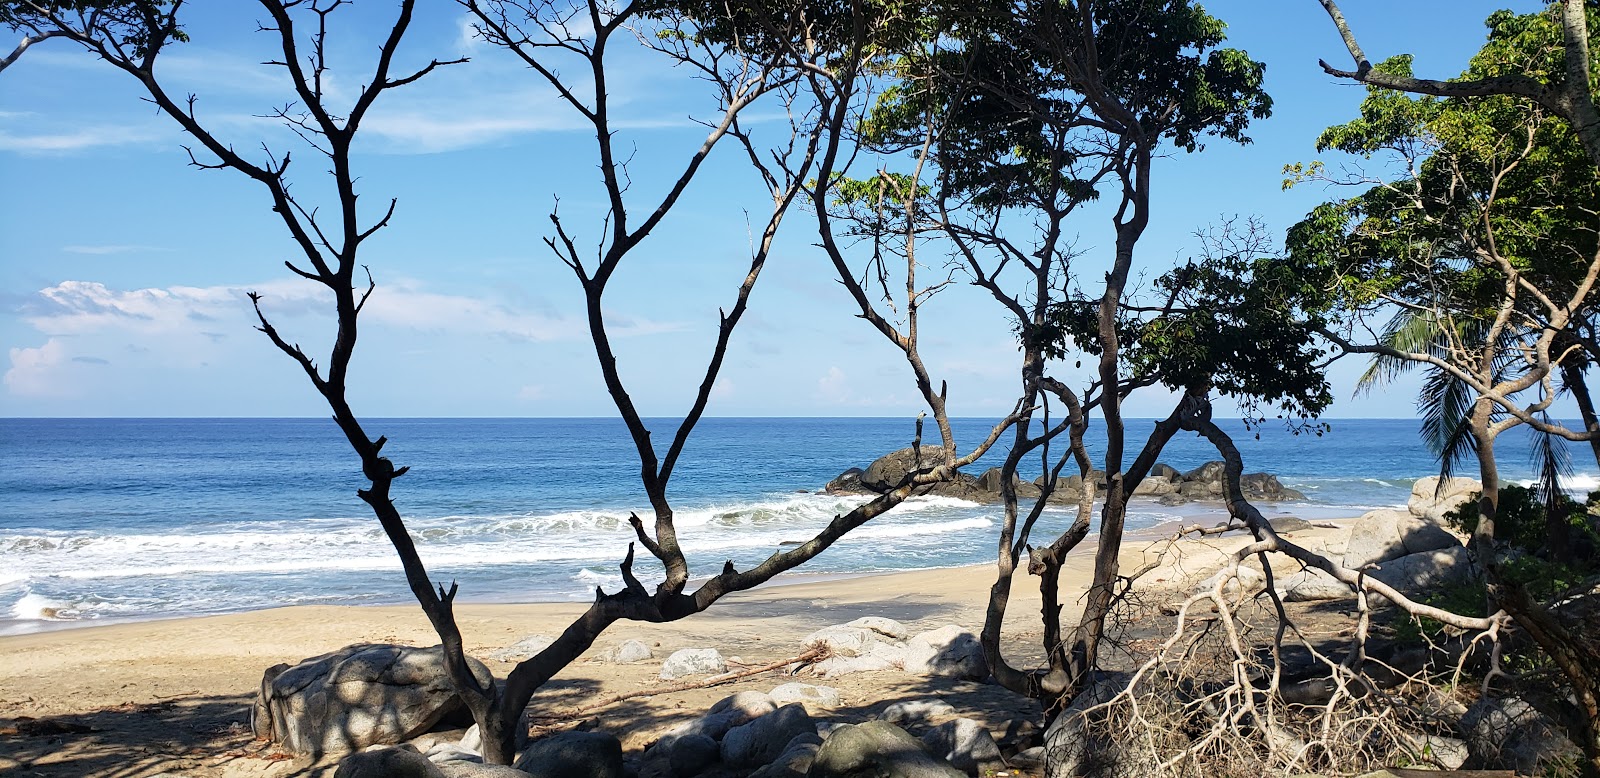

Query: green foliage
<box><xmin>1446</xmin><ymin>485</ymin><xmax>1600</xmax><ymax>593</ymax></box>
<box><xmin>855</xmin><ymin>0</ymin><xmax>1271</xmax><ymax>210</ymax></box>
<box><xmin>1285</xmin><ymin>8</ymin><xmax>1600</xmax><ymax>325</ymax></box>
<box><xmin>2</xmin><ymin>1</ymin><xmax>187</xmax><ymax>60</ymax></box>
<box><xmin>1039</xmin><ymin>229</ymin><xmax>1336</xmax><ymax>422</ymax></box>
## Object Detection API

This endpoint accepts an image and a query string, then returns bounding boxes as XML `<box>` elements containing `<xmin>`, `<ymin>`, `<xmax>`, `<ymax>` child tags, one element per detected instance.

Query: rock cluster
<box><xmin>795</xmin><ymin>617</ymin><xmax>988</xmax><ymax>681</ymax></box>
<box><xmin>825</xmin><ymin>447</ymin><xmax>1306</xmax><ymax>506</ymax></box>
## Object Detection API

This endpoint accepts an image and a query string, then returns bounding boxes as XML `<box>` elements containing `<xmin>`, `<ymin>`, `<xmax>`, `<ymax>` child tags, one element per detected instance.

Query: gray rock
<box><xmin>1460</xmin><ymin>695</ymin><xmax>1581</xmax><ymax>774</ymax></box>
<box><xmin>459</xmin><ymin>724</ymin><xmax>482</xmax><ymax>754</ymax></box>
<box><xmin>425</xmin><ymin>742</ymin><xmax>483</xmax><ymax>765</ymax></box>
<box><xmin>1150</xmin><ymin>463</ymin><xmax>1181</xmax><ymax>481</ymax></box>
<box><xmin>902</xmin><ymin>625</ymin><xmax>987</xmax><ymax>680</ymax></box>
<box><xmin>598</xmin><ymin>639</ymin><xmax>654</xmax><ymax>664</ymax></box>
<box><xmin>1342</xmin><ymin>508</ymin><xmax>1461</xmax><ymax>569</ymax></box>
<box><xmin>487</xmin><ymin>634</ymin><xmax>554</xmax><ymax>663</ymax></box>
<box><xmin>1400</xmin><ymin>732</ymin><xmax>1468</xmax><ymax>770</ymax></box>
<box><xmin>861</xmin><ymin>446</ymin><xmax>948</xmax><ymax>492</ymax></box>
<box><xmin>709</xmin><ymin>690</ymin><xmax>779</xmax><ymax>720</ymax></box>
<box><xmin>1274</xmin><ymin>568</ymin><xmax>1350</xmax><ymax>602</ymax></box>
<box><xmin>1043</xmin><ymin>675</ymin><xmax>1127</xmax><ymax>778</ymax></box>
<box><xmin>1182</xmin><ymin>461</ymin><xmax>1226</xmax><ymax>484</ymax></box>
<box><xmin>512</xmin><ymin>731</ymin><xmax>623</xmax><ymax>778</ymax></box>
<box><xmin>1408</xmin><ymin>476</ymin><xmax>1479</xmax><ymax>520</ymax></box>
<box><xmin>880</xmin><ymin>698</ymin><xmax>956</xmax><ymax>729</ymax></box>
<box><xmin>975</xmin><ymin>467</ymin><xmax>1017</xmax><ymax>493</ymax></box>
<box><xmin>846</xmin><ymin>616</ymin><xmax>910</xmax><ymax>640</ymax></box>
<box><xmin>253</xmin><ymin>643</ymin><xmax>494</xmax><ymax>758</ymax></box>
<box><xmin>659</xmin><ymin>648</ymin><xmax>727</xmax><ymax>680</ymax></box>
<box><xmin>809</xmin><ymin>721</ymin><xmax>964</xmax><ymax>778</ymax></box>
<box><xmin>1240</xmin><ymin>472</ymin><xmax>1289</xmax><ymax>500</ymax></box>
<box><xmin>335</xmin><ymin>746</ymin><xmax>445</xmax><ymax>778</ymax></box>
<box><xmin>438</xmin><ymin>764</ymin><xmax>535</xmax><ymax>778</ymax></box>
<box><xmin>921</xmin><ymin>718</ymin><xmax>1003</xmax><ymax>773</ymax></box>
<box><xmin>1010</xmin><ymin>745</ymin><xmax>1046</xmax><ymax>768</ymax></box>
<box><xmin>746</xmin><ymin>733</ymin><xmax>822</xmax><ymax>778</ymax></box>
<box><xmin>1368</xmin><ymin>546</ymin><xmax>1472</xmax><ymax>593</ymax></box>
<box><xmin>825</xmin><ymin>468</ymin><xmax>867</xmax><ymax>495</ymax></box>
<box><xmin>664</xmin><ymin>733</ymin><xmax>719</xmax><ymax>776</ymax></box>
<box><xmin>809</xmin><ymin>646</ymin><xmax>903</xmax><ymax>677</ymax></box>
<box><xmin>1132</xmin><ymin>476</ymin><xmax>1177</xmax><ymax>496</ymax></box>
<box><xmin>721</xmin><ymin>703</ymin><xmax>815</xmax><ymax>769</ymax></box>
<box><xmin>769</xmin><ymin>682</ymin><xmax>842</xmax><ymax>710</ymax></box>
<box><xmin>1268</xmin><ymin>516</ymin><xmax>1315</xmax><ymax>533</ymax></box>
<box><xmin>660</xmin><ymin>691</ymin><xmax>777</xmax><ymax>743</ymax></box>
<box><xmin>1193</xmin><ymin>565</ymin><xmax>1265</xmax><ymax>596</ymax></box>
<box><xmin>804</xmin><ymin>625</ymin><xmax>888</xmax><ymax>657</ymax></box>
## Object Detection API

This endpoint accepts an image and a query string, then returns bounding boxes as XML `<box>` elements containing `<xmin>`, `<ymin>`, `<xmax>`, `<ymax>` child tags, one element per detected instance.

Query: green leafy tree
<box><xmin>1295</xmin><ymin>8</ymin><xmax>1600</xmax><ymax>771</ymax></box>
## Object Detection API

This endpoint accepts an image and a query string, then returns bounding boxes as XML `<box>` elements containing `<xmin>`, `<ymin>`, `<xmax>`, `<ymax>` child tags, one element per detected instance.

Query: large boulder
<box><xmin>975</xmin><ymin>467</ymin><xmax>1043</xmax><ymax>499</ymax></box>
<box><xmin>901</xmin><ymin>625</ymin><xmax>987</xmax><ymax>680</ymax></box>
<box><xmin>512</xmin><ymin>731</ymin><xmax>623</xmax><ymax>778</ymax></box>
<box><xmin>746</xmin><ymin>733</ymin><xmax>823</xmax><ymax>778</ymax></box>
<box><xmin>1408</xmin><ymin>476</ymin><xmax>1480</xmax><ymax>522</ymax></box>
<box><xmin>1182</xmin><ymin>461</ymin><xmax>1227</xmax><ymax>484</ymax></box>
<box><xmin>825</xmin><ymin>467</ymin><xmax>867</xmax><ymax>495</ymax></box>
<box><xmin>1460</xmin><ymin>695</ymin><xmax>1581</xmax><ymax>774</ymax></box>
<box><xmin>880</xmin><ymin>699</ymin><xmax>956</xmax><ymax>729</ymax></box>
<box><xmin>437</xmin><ymin>764</ymin><xmax>535</xmax><ymax>778</ymax></box>
<box><xmin>921</xmin><ymin>718</ymin><xmax>1003</xmax><ymax>774</ymax></box>
<box><xmin>1132</xmin><ymin>476</ymin><xmax>1177</xmax><ymax>497</ymax></box>
<box><xmin>487</xmin><ymin>634</ymin><xmax>553</xmax><ymax>663</ymax></box>
<box><xmin>846</xmin><ymin>616</ymin><xmax>910</xmax><ymax>640</ymax></box>
<box><xmin>659</xmin><ymin>648</ymin><xmax>727</xmax><ymax>680</ymax></box>
<box><xmin>595</xmin><ymin>639</ymin><xmax>654</xmax><ymax>664</ymax></box>
<box><xmin>769</xmin><ymin>682</ymin><xmax>842</xmax><ymax>710</ymax></box>
<box><xmin>660</xmin><ymin>691</ymin><xmax>777</xmax><ymax>742</ymax></box>
<box><xmin>1240</xmin><ymin>472</ymin><xmax>1304</xmax><ymax>501</ymax></box>
<box><xmin>335</xmin><ymin>746</ymin><xmax>444</xmax><ymax>778</ymax></box>
<box><xmin>721</xmin><ymin>703</ymin><xmax>816</xmax><ymax>769</ymax></box>
<box><xmin>252</xmin><ymin>643</ymin><xmax>493</xmax><ymax>758</ymax></box>
<box><xmin>1043</xmin><ymin>675</ymin><xmax>1130</xmax><ymax>778</ymax></box>
<box><xmin>1274</xmin><ymin>567</ymin><xmax>1351</xmax><ymax>602</ymax></box>
<box><xmin>804</xmin><ymin>625</ymin><xmax>889</xmax><ymax>658</ymax></box>
<box><xmin>861</xmin><ymin>446</ymin><xmax>948</xmax><ymax>492</ymax></box>
<box><xmin>1369</xmin><ymin>546</ymin><xmax>1473</xmax><ymax>593</ymax></box>
<box><xmin>1342</xmin><ymin>508</ymin><xmax>1461</xmax><ymax>570</ymax></box>
<box><xmin>809</xmin><ymin>721</ymin><xmax>965</xmax><ymax>778</ymax></box>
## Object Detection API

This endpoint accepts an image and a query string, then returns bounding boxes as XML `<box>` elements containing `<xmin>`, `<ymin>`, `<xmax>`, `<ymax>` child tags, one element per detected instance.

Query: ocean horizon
<box><xmin>2</xmin><ymin>416</ymin><xmax>1589</xmax><ymax>636</ymax></box>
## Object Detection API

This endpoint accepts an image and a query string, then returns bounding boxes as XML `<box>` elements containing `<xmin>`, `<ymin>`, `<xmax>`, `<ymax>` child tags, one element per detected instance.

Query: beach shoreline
<box><xmin>0</xmin><ymin>520</ymin><xmax>1355</xmax><ymax>777</ymax></box>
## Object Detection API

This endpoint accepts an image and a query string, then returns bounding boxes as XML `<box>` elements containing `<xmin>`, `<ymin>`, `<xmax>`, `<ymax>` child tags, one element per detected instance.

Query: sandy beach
<box><xmin>0</xmin><ymin>522</ymin><xmax>1352</xmax><ymax>777</ymax></box>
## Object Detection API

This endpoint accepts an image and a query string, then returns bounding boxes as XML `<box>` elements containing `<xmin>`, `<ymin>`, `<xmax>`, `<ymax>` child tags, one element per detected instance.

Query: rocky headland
<box><xmin>822</xmin><ymin>445</ymin><xmax>1306</xmax><ymax>506</ymax></box>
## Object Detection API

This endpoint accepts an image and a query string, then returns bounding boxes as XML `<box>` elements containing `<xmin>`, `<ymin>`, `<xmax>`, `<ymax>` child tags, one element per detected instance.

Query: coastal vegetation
<box><xmin>5</xmin><ymin>0</ymin><xmax>1600</xmax><ymax>776</ymax></box>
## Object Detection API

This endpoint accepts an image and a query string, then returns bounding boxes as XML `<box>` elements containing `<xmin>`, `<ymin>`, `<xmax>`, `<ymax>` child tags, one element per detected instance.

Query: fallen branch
<box><xmin>528</xmin><ymin>646</ymin><xmax>829</xmax><ymax>721</ymax></box>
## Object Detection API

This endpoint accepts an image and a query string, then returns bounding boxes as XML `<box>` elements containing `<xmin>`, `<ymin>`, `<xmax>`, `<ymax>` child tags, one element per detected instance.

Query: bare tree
<box><xmin>14</xmin><ymin>0</ymin><xmax>1022</xmax><ymax>765</ymax></box>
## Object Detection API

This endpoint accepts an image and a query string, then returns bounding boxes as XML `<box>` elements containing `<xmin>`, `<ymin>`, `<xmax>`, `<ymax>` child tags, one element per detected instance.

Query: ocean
<box><xmin>0</xmin><ymin>417</ymin><xmax>1589</xmax><ymax>635</ymax></box>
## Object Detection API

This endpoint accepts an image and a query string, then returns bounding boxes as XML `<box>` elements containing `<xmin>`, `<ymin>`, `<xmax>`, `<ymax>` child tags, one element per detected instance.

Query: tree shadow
<box><xmin>0</xmin><ymin>693</ymin><xmax>286</xmax><ymax>778</ymax></box>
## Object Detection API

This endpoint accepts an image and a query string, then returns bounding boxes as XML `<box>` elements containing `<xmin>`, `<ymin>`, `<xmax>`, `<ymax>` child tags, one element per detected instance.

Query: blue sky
<box><xmin>0</xmin><ymin>1</ymin><xmax>1532</xmax><ymax>419</ymax></box>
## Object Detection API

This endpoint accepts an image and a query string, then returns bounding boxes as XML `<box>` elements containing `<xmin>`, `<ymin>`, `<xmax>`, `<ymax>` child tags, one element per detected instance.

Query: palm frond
<box><xmin>1531</xmin><ymin>412</ymin><xmax>1574</xmax><ymax>527</ymax></box>
<box><xmin>1356</xmin><ymin>309</ymin><xmax>1446</xmax><ymax>394</ymax></box>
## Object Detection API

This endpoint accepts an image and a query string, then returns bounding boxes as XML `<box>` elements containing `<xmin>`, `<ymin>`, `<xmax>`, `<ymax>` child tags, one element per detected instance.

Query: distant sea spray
<box><xmin>0</xmin><ymin>417</ymin><xmax>1587</xmax><ymax>634</ymax></box>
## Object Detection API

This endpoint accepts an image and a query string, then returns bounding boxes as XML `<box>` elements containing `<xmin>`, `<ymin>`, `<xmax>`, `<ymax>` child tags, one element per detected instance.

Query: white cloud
<box><xmin>818</xmin><ymin>366</ymin><xmax>850</xmax><ymax>404</ymax></box>
<box><xmin>22</xmin><ymin>278</ymin><xmax>681</xmax><ymax>343</ymax></box>
<box><xmin>0</xmin><ymin>126</ymin><xmax>167</xmax><ymax>153</ymax></box>
<box><xmin>517</xmin><ymin>384</ymin><xmax>545</xmax><ymax>401</ymax></box>
<box><xmin>4</xmin><ymin>338</ymin><xmax>73</xmax><ymax>397</ymax></box>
